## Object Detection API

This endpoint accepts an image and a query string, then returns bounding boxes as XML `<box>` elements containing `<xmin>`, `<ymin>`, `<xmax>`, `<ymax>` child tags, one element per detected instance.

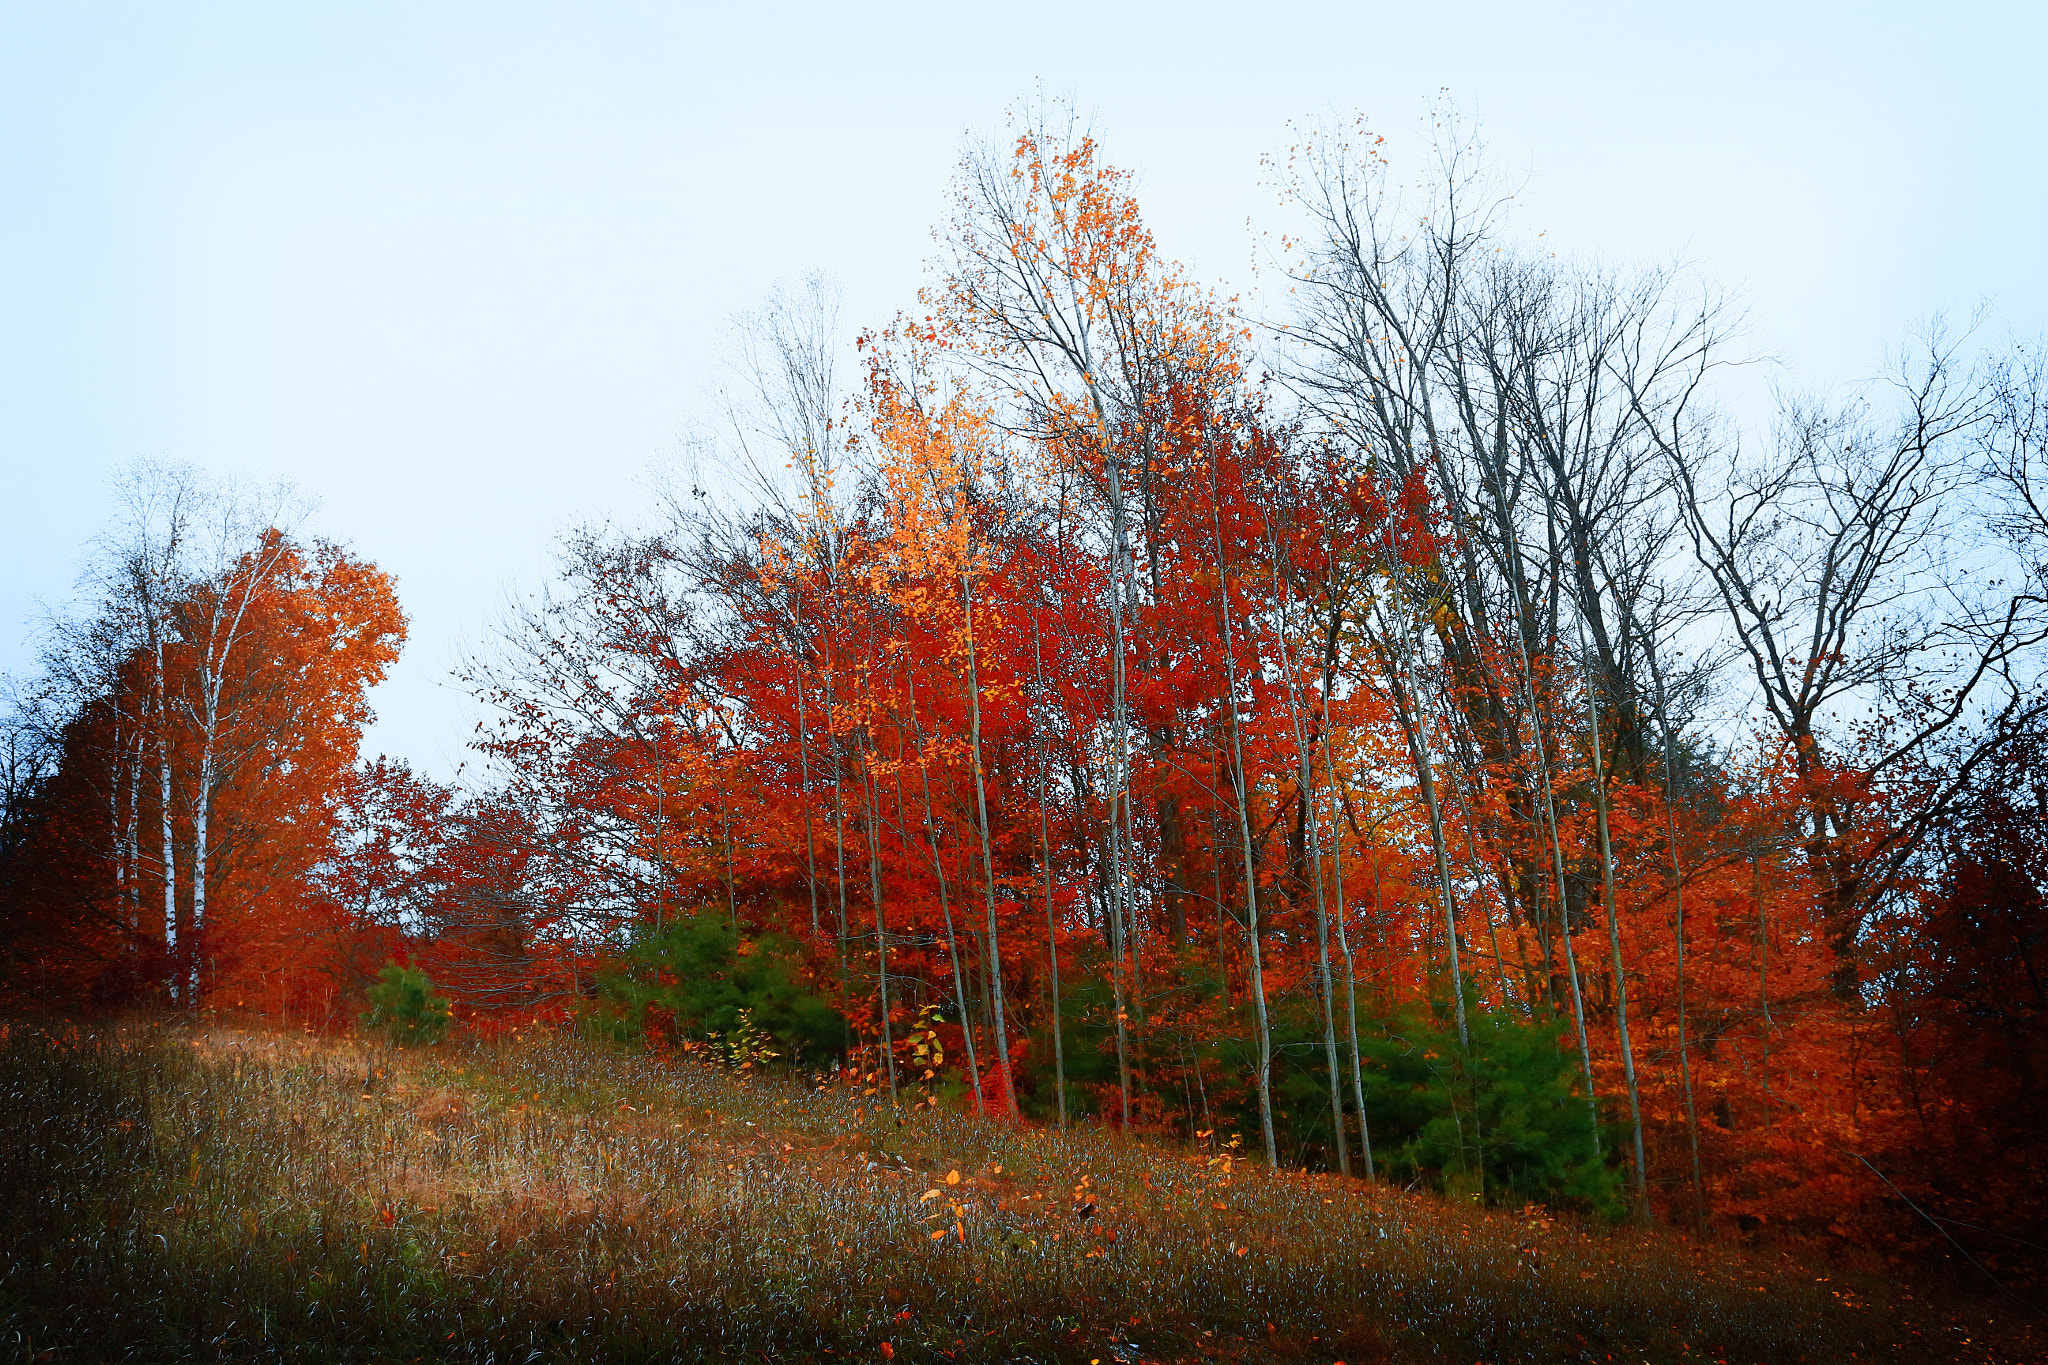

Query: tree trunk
<box><xmin>1584</xmin><ymin>635</ymin><xmax>1650</xmax><ymax>1221</ymax></box>
<box><xmin>1649</xmin><ymin>661</ymin><xmax>1706</xmax><ymax>1230</ymax></box>
<box><xmin>1210</xmin><ymin>493</ymin><xmax>1278</xmax><ymax>1169</ymax></box>
<box><xmin>859</xmin><ymin>756</ymin><xmax>898</xmax><ymax>1105</ymax></box>
<box><xmin>1377</xmin><ymin>626</ymin><xmax>1475</xmax><ymax>1187</ymax></box>
<box><xmin>965</xmin><ymin>572</ymin><xmax>1017</xmax><ymax>1118</ymax></box>
<box><xmin>1321</xmin><ymin>672</ymin><xmax>1375</xmax><ymax>1179</ymax></box>
<box><xmin>1267</xmin><ymin>540</ymin><xmax>1348</xmax><ymax>1174</ymax></box>
<box><xmin>1032</xmin><ymin>615</ymin><xmax>1068</xmax><ymax>1128</ymax></box>
<box><xmin>901</xmin><ymin>673</ymin><xmax>984</xmax><ymax>1113</ymax></box>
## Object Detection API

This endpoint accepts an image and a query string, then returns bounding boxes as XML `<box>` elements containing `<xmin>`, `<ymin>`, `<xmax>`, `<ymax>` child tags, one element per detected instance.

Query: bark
<box><xmin>858</xmin><ymin>755</ymin><xmax>898</xmax><ymax>1105</ymax></box>
<box><xmin>1321</xmin><ymin>662</ymin><xmax>1376</xmax><ymax>1178</ymax></box>
<box><xmin>1375</xmin><ymin>620</ymin><xmax>1475</xmax><ymax>1185</ymax></box>
<box><xmin>792</xmin><ymin>600</ymin><xmax>821</xmax><ymax>939</ymax></box>
<box><xmin>1267</xmin><ymin>533</ymin><xmax>1349</xmax><ymax>1174</ymax></box>
<box><xmin>1583</xmin><ymin>627</ymin><xmax>1649</xmax><ymax>1221</ymax></box>
<box><xmin>1210</xmin><ymin>486</ymin><xmax>1278</xmax><ymax>1169</ymax></box>
<box><xmin>1647</xmin><ymin>655</ymin><xmax>1706</xmax><ymax>1229</ymax></box>
<box><xmin>900</xmin><ymin>673</ymin><xmax>985</xmax><ymax>1112</ymax></box>
<box><xmin>962</xmin><ymin>575</ymin><xmax>1019</xmax><ymax>1116</ymax></box>
<box><xmin>1032</xmin><ymin>614</ymin><xmax>1068</xmax><ymax>1128</ymax></box>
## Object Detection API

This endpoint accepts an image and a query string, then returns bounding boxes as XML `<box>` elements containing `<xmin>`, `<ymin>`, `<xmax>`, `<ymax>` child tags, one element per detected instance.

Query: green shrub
<box><xmin>1364</xmin><ymin>997</ymin><xmax>1623</xmax><ymax>1217</ymax></box>
<box><xmin>589</xmin><ymin>912</ymin><xmax>845</xmax><ymax>1066</ymax></box>
<box><xmin>1035</xmin><ymin>955</ymin><xmax>1622</xmax><ymax>1216</ymax></box>
<box><xmin>360</xmin><ymin>963</ymin><xmax>452</xmax><ymax>1047</ymax></box>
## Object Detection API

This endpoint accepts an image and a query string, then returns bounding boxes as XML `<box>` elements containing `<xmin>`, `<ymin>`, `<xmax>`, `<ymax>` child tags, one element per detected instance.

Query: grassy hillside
<box><xmin>0</xmin><ymin>1020</ymin><xmax>2034</xmax><ymax>1363</ymax></box>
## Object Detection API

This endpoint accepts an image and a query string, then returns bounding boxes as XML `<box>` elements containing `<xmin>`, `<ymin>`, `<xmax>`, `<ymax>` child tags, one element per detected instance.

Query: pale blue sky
<box><xmin>4</xmin><ymin>1</ymin><xmax>2042</xmax><ymax>778</ymax></box>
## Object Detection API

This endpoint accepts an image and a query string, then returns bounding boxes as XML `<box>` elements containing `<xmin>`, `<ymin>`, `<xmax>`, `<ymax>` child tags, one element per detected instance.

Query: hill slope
<box><xmin>1</xmin><ymin>1020</ymin><xmax>2034</xmax><ymax>1363</ymax></box>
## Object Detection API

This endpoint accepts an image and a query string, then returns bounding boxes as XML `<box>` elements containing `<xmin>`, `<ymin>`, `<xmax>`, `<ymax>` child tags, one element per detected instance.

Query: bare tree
<box><xmin>1658</xmin><ymin>326</ymin><xmax>2048</xmax><ymax>997</ymax></box>
<box><xmin>1279</xmin><ymin>109</ymin><xmax>1741</xmax><ymax>1206</ymax></box>
<box><xmin>1983</xmin><ymin>338</ymin><xmax>2048</xmax><ymax>591</ymax></box>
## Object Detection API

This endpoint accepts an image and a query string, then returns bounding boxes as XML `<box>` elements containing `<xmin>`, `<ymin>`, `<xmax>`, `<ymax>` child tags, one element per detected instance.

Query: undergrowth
<box><xmin>0</xmin><ymin>1019</ymin><xmax>2035</xmax><ymax>1363</ymax></box>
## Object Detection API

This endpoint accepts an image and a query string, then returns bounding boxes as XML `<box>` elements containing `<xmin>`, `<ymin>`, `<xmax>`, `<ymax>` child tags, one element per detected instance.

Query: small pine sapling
<box><xmin>360</xmin><ymin>963</ymin><xmax>452</xmax><ymax>1047</ymax></box>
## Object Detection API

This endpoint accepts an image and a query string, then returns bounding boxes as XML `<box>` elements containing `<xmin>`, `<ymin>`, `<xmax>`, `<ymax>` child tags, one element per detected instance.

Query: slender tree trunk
<box><xmin>1377</xmin><ymin>627</ymin><xmax>1474</xmax><ymax>1186</ymax></box>
<box><xmin>1209</xmin><ymin>492</ymin><xmax>1277</xmax><ymax>1169</ymax></box>
<box><xmin>1445</xmin><ymin>762</ymin><xmax>1518</xmax><ymax>1007</ymax></box>
<box><xmin>824</xmin><ymin>635</ymin><xmax>854</xmax><ymax>1058</ymax></box>
<box><xmin>190</xmin><ymin>739</ymin><xmax>212</xmax><ymax>1007</ymax></box>
<box><xmin>793</xmin><ymin>602</ymin><xmax>822</xmax><ymax>939</ymax></box>
<box><xmin>1512</xmin><ymin>619</ymin><xmax>1605</xmax><ymax>1161</ymax></box>
<box><xmin>718</xmin><ymin>772</ymin><xmax>739</xmax><ymax>937</ymax></box>
<box><xmin>1649</xmin><ymin>663</ymin><xmax>1705</xmax><ymax>1230</ymax></box>
<box><xmin>859</xmin><ymin>754</ymin><xmax>898</xmax><ymax>1105</ymax></box>
<box><xmin>1103</xmin><ymin>798</ymin><xmax>1133</xmax><ymax>1131</ymax></box>
<box><xmin>812</xmin><ymin>495</ymin><xmax>855</xmax><ymax>1059</ymax></box>
<box><xmin>651</xmin><ymin>714</ymin><xmax>667</xmax><ymax>932</ymax></box>
<box><xmin>156</xmin><ymin>648</ymin><xmax>179</xmax><ymax>1006</ymax></box>
<box><xmin>1031</xmin><ymin>615</ymin><xmax>1067</xmax><ymax>1128</ymax></box>
<box><xmin>1118</xmin><ymin>771</ymin><xmax>1146</xmax><ymax>1032</ymax></box>
<box><xmin>1210</xmin><ymin>763</ymin><xmax>1231</xmax><ymax>1005</ymax></box>
<box><xmin>1266</xmin><ymin>538</ymin><xmax>1348</xmax><ymax>1174</ymax></box>
<box><xmin>1321</xmin><ymin>675</ymin><xmax>1375</xmax><ymax>1179</ymax></box>
<box><xmin>1097</xmin><ymin>392</ymin><xmax>1138</xmax><ymax>1135</ymax></box>
<box><xmin>1376</xmin><ymin>621</ymin><xmax>1469</xmax><ymax>1050</ymax></box>
<box><xmin>1222</xmin><ymin>688</ymin><xmax>1277</xmax><ymax>1168</ymax></box>
<box><xmin>904</xmin><ymin>669</ymin><xmax>984</xmax><ymax>1112</ymax></box>
<box><xmin>1757</xmin><ymin>855</ymin><xmax>1772</xmax><ymax>1128</ymax></box>
<box><xmin>107</xmin><ymin>725</ymin><xmax>127</xmax><ymax>931</ymax></box>
<box><xmin>1583</xmin><ymin>630</ymin><xmax>1649</xmax><ymax>1221</ymax></box>
<box><xmin>128</xmin><ymin>729</ymin><xmax>143</xmax><ymax>933</ymax></box>
<box><xmin>1040</xmin><ymin>802</ymin><xmax>1066</xmax><ymax>1129</ymax></box>
<box><xmin>963</xmin><ymin>570</ymin><xmax>1019</xmax><ymax>1116</ymax></box>
<box><xmin>182</xmin><ymin>530</ymin><xmax>288</xmax><ymax>1010</ymax></box>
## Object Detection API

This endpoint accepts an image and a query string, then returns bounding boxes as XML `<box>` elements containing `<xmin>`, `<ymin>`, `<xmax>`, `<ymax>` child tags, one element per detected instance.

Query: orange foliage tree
<box><xmin>4</xmin><ymin>469</ymin><xmax>404</xmax><ymax>1013</ymax></box>
<box><xmin>5</xmin><ymin>110</ymin><xmax>2027</xmax><ymax>1275</ymax></box>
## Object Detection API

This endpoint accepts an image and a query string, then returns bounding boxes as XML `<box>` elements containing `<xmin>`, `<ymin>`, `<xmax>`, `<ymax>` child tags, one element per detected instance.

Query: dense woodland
<box><xmin>5</xmin><ymin>114</ymin><xmax>2046</xmax><ymax>1282</ymax></box>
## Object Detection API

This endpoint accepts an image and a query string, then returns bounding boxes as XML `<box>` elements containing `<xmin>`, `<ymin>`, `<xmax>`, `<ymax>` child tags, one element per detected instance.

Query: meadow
<box><xmin>0</xmin><ymin>1019</ymin><xmax>2035</xmax><ymax>1364</ymax></box>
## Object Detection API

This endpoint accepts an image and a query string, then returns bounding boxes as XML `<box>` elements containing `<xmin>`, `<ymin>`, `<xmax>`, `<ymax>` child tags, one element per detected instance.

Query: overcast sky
<box><xmin>4</xmin><ymin>1</ymin><xmax>2042</xmax><ymax>781</ymax></box>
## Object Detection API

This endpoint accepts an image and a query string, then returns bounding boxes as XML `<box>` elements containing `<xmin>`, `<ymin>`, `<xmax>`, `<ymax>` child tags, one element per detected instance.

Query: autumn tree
<box><xmin>8</xmin><ymin>464</ymin><xmax>405</xmax><ymax>1010</ymax></box>
<box><xmin>412</xmin><ymin>105</ymin><xmax>2048</xmax><ymax>1264</ymax></box>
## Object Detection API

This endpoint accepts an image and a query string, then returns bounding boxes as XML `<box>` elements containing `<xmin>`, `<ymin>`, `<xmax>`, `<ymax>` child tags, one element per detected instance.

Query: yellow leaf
<box><xmin>945</xmin><ymin>1170</ymin><xmax>961</xmax><ymax>1185</ymax></box>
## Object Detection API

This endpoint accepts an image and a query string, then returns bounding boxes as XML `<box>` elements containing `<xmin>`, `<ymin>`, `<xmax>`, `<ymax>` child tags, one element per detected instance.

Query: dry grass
<box><xmin>0</xmin><ymin>1018</ymin><xmax>2035</xmax><ymax>1363</ymax></box>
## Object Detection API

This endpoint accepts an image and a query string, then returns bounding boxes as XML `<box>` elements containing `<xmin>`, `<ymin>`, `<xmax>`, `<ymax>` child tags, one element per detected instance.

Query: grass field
<box><xmin>1</xmin><ymin>1019</ymin><xmax>2036</xmax><ymax>1363</ymax></box>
